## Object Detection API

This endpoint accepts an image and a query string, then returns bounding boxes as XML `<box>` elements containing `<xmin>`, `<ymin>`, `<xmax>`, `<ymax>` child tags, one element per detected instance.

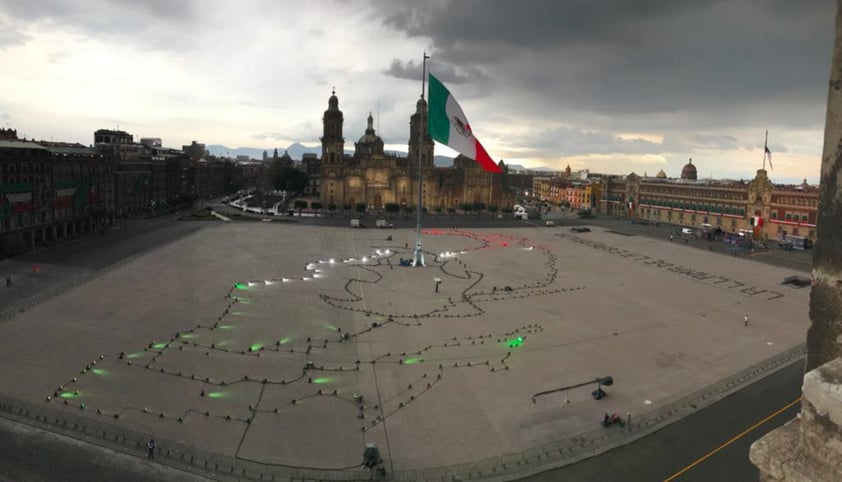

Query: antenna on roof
<box><xmin>377</xmin><ymin>102</ymin><xmax>380</xmax><ymax>134</ymax></box>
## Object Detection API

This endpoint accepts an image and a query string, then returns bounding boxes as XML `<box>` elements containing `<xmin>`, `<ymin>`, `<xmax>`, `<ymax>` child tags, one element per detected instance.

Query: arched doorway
<box><xmin>374</xmin><ymin>194</ymin><xmax>383</xmax><ymax>210</ymax></box>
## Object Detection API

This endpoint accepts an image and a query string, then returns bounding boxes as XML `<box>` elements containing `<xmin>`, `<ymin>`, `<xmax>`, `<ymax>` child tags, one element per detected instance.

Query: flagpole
<box><xmin>413</xmin><ymin>52</ymin><xmax>429</xmax><ymax>267</ymax></box>
<box><xmin>762</xmin><ymin>130</ymin><xmax>768</xmax><ymax>170</ymax></box>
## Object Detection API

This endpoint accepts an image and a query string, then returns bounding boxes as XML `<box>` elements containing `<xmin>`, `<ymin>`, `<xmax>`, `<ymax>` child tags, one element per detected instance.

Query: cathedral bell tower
<box><xmin>321</xmin><ymin>88</ymin><xmax>344</xmax><ymax>165</ymax></box>
<box><xmin>408</xmin><ymin>97</ymin><xmax>434</xmax><ymax>168</ymax></box>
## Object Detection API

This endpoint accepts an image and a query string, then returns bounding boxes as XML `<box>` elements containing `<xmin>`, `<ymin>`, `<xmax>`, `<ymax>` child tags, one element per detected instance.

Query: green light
<box><xmin>323</xmin><ymin>323</ymin><xmax>338</xmax><ymax>331</ymax></box>
<box><xmin>507</xmin><ymin>336</ymin><xmax>524</xmax><ymax>348</ymax></box>
<box><xmin>92</xmin><ymin>368</ymin><xmax>108</xmax><ymax>376</ymax></box>
<box><xmin>238</xmin><ymin>299</ymin><xmax>251</xmax><ymax>305</ymax></box>
<box><xmin>60</xmin><ymin>391</ymin><xmax>79</xmax><ymax>399</ymax></box>
<box><xmin>126</xmin><ymin>352</ymin><xmax>144</xmax><ymax>359</ymax></box>
<box><xmin>152</xmin><ymin>343</ymin><xmax>168</xmax><ymax>349</ymax></box>
<box><xmin>229</xmin><ymin>311</ymin><xmax>247</xmax><ymax>316</ymax></box>
<box><xmin>207</xmin><ymin>391</ymin><xmax>228</xmax><ymax>399</ymax></box>
<box><xmin>250</xmin><ymin>343</ymin><xmax>263</xmax><ymax>352</ymax></box>
<box><xmin>404</xmin><ymin>357</ymin><xmax>421</xmax><ymax>365</ymax></box>
<box><xmin>218</xmin><ymin>324</ymin><xmax>234</xmax><ymax>330</ymax></box>
<box><xmin>234</xmin><ymin>283</ymin><xmax>250</xmax><ymax>290</ymax></box>
<box><xmin>312</xmin><ymin>377</ymin><xmax>333</xmax><ymax>384</ymax></box>
<box><xmin>180</xmin><ymin>334</ymin><xmax>195</xmax><ymax>339</ymax></box>
<box><xmin>278</xmin><ymin>337</ymin><xmax>291</xmax><ymax>345</ymax></box>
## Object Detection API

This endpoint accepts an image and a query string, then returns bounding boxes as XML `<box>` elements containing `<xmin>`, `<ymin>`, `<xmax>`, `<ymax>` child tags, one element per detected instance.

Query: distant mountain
<box><xmin>207</xmin><ymin>142</ymin><xmax>457</xmax><ymax>166</ymax></box>
<box><xmin>206</xmin><ymin>145</ymin><xmax>266</xmax><ymax>160</ymax></box>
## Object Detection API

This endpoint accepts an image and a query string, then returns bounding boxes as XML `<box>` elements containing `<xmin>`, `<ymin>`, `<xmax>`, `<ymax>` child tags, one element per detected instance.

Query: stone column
<box><xmin>808</xmin><ymin>0</ymin><xmax>842</xmax><ymax>372</ymax></box>
<box><xmin>751</xmin><ymin>2</ymin><xmax>842</xmax><ymax>480</ymax></box>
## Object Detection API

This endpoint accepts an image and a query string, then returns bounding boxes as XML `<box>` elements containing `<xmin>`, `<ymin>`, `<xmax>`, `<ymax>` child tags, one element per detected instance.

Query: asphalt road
<box><xmin>524</xmin><ymin>360</ymin><xmax>804</xmax><ymax>482</ymax></box>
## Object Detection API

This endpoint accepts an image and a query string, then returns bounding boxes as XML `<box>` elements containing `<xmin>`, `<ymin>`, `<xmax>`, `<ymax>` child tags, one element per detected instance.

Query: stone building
<box><xmin>0</xmin><ymin>131</ymin><xmax>114</xmax><ymax>253</ymax></box>
<box><xmin>599</xmin><ymin>159</ymin><xmax>819</xmax><ymax>243</ymax></box>
<box><xmin>319</xmin><ymin>90</ymin><xmax>513</xmax><ymax>211</ymax></box>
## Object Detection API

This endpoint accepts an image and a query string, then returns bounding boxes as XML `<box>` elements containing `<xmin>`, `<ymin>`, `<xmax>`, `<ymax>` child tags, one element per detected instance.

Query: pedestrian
<box><xmin>5</xmin><ymin>276</ymin><xmax>11</xmax><ymax>288</ymax></box>
<box><xmin>147</xmin><ymin>438</ymin><xmax>156</xmax><ymax>459</ymax></box>
<box><xmin>744</xmin><ymin>314</ymin><xmax>749</xmax><ymax>327</ymax></box>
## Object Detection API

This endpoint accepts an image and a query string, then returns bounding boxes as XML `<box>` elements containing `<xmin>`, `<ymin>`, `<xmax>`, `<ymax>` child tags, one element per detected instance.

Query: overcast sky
<box><xmin>0</xmin><ymin>0</ymin><xmax>834</xmax><ymax>183</ymax></box>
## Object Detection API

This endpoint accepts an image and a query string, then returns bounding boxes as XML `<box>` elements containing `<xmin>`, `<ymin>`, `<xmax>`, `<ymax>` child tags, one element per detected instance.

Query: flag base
<box><xmin>412</xmin><ymin>245</ymin><xmax>425</xmax><ymax>267</ymax></box>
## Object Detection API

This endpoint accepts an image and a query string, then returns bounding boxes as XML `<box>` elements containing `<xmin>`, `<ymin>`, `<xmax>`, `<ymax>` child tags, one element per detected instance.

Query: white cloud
<box><xmin>0</xmin><ymin>0</ymin><xmax>829</xmax><ymax>183</ymax></box>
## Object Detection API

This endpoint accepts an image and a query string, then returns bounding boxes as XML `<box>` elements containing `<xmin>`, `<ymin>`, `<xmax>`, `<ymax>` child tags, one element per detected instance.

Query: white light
<box><xmin>384</xmin><ymin>250</ymin><xmax>390</xmax><ymax>255</ymax></box>
<box><xmin>282</xmin><ymin>278</ymin><xmax>290</xmax><ymax>282</ymax></box>
<box><xmin>313</xmin><ymin>274</ymin><xmax>322</xmax><ymax>278</ymax></box>
<box><xmin>264</xmin><ymin>280</ymin><xmax>273</xmax><ymax>285</ymax></box>
<box><xmin>302</xmin><ymin>277</ymin><xmax>311</xmax><ymax>281</ymax></box>
<box><xmin>362</xmin><ymin>257</ymin><xmax>368</xmax><ymax>263</ymax></box>
<box><xmin>247</xmin><ymin>282</ymin><xmax>255</xmax><ymax>287</ymax></box>
<box><xmin>330</xmin><ymin>259</ymin><xmax>336</xmax><ymax>263</ymax></box>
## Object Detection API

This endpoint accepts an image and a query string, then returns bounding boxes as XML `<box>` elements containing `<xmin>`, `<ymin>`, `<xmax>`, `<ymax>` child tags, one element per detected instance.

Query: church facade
<box><xmin>319</xmin><ymin>90</ymin><xmax>513</xmax><ymax>211</ymax></box>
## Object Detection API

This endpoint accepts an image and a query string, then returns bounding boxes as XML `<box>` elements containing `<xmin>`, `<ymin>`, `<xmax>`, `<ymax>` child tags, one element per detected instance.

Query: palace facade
<box><xmin>599</xmin><ymin>159</ymin><xmax>819</xmax><ymax>242</ymax></box>
<box><xmin>319</xmin><ymin>91</ymin><xmax>513</xmax><ymax>211</ymax></box>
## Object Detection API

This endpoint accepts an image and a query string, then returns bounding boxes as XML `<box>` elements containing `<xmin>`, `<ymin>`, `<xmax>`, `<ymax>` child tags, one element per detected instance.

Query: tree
<box><xmin>355</xmin><ymin>203</ymin><xmax>366</xmax><ymax>214</ymax></box>
<box><xmin>293</xmin><ymin>200</ymin><xmax>308</xmax><ymax>213</ymax></box>
<box><xmin>385</xmin><ymin>203</ymin><xmax>400</xmax><ymax>214</ymax></box>
<box><xmin>328</xmin><ymin>203</ymin><xmax>337</xmax><ymax>215</ymax></box>
<box><xmin>460</xmin><ymin>203</ymin><xmax>474</xmax><ymax>212</ymax></box>
<box><xmin>473</xmin><ymin>202</ymin><xmax>486</xmax><ymax>212</ymax></box>
<box><xmin>502</xmin><ymin>206</ymin><xmax>513</xmax><ymax>214</ymax></box>
<box><xmin>272</xmin><ymin>166</ymin><xmax>309</xmax><ymax>193</ymax></box>
<box><xmin>311</xmin><ymin>201</ymin><xmax>323</xmax><ymax>212</ymax></box>
<box><xmin>488</xmin><ymin>205</ymin><xmax>499</xmax><ymax>213</ymax></box>
<box><xmin>434</xmin><ymin>206</ymin><xmax>443</xmax><ymax>214</ymax></box>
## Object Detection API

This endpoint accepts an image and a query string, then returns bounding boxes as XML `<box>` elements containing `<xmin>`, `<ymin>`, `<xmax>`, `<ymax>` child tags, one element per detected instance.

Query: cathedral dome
<box><xmin>357</xmin><ymin>113</ymin><xmax>383</xmax><ymax>145</ymax></box>
<box><xmin>656</xmin><ymin>169</ymin><xmax>667</xmax><ymax>179</ymax></box>
<box><xmin>680</xmin><ymin>158</ymin><xmax>697</xmax><ymax>180</ymax></box>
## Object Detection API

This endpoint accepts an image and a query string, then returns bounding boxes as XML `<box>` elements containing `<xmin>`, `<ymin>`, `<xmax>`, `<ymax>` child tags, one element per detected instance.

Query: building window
<box><xmin>770</xmin><ymin>212</ymin><xmax>777</xmax><ymax>220</ymax></box>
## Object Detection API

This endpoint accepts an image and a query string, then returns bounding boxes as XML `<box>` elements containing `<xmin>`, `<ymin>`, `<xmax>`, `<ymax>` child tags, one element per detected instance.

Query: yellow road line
<box><xmin>662</xmin><ymin>397</ymin><xmax>801</xmax><ymax>482</ymax></box>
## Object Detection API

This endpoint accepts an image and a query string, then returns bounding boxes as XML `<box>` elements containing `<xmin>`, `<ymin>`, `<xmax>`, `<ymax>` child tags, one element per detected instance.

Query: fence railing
<box><xmin>0</xmin><ymin>342</ymin><xmax>805</xmax><ymax>481</ymax></box>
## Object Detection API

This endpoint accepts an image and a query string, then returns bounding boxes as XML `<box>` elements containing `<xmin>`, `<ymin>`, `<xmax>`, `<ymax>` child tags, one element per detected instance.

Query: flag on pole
<box><xmin>427</xmin><ymin>73</ymin><xmax>501</xmax><ymax>173</ymax></box>
<box><xmin>764</xmin><ymin>144</ymin><xmax>773</xmax><ymax>170</ymax></box>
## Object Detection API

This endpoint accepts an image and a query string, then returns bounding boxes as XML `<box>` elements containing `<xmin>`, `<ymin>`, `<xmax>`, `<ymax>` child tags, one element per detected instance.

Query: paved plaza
<box><xmin>0</xmin><ymin>222</ymin><xmax>810</xmax><ymax>472</ymax></box>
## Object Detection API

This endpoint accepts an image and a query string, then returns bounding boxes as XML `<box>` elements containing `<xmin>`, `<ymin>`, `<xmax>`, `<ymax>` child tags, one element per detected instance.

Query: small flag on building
<box><xmin>765</xmin><ymin>144</ymin><xmax>773</xmax><ymax>170</ymax></box>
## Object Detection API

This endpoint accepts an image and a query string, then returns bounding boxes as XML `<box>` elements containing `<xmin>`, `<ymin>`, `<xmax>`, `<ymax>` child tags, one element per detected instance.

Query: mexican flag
<box><xmin>5</xmin><ymin>192</ymin><xmax>32</xmax><ymax>213</ymax></box>
<box><xmin>428</xmin><ymin>73</ymin><xmax>501</xmax><ymax>173</ymax></box>
<box><xmin>55</xmin><ymin>187</ymin><xmax>76</xmax><ymax>209</ymax></box>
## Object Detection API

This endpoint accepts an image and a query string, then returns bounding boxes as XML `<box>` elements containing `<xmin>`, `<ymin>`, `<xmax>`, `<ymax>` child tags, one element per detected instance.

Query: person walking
<box><xmin>147</xmin><ymin>438</ymin><xmax>156</xmax><ymax>460</ymax></box>
<box><xmin>744</xmin><ymin>314</ymin><xmax>749</xmax><ymax>327</ymax></box>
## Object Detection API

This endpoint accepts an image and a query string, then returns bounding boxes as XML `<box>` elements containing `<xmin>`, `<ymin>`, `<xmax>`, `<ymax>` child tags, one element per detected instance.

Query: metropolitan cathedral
<box><xmin>319</xmin><ymin>90</ymin><xmax>513</xmax><ymax>211</ymax></box>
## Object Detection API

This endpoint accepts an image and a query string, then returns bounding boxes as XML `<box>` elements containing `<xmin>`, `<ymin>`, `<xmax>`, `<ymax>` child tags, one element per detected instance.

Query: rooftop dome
<box><xmin>357</xmin><ymin>113</ymin><xmax>383</xmax><ymax>145</ymax></box>
<box><xmin>681</xmin><ymin>158</ymin><xmax>697</xmax><ymax>180</ymax></box>
<box><xmin>656</xmin><ymin>169</ymin><xmax>667</xmax><ymax>179</ymax></box>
